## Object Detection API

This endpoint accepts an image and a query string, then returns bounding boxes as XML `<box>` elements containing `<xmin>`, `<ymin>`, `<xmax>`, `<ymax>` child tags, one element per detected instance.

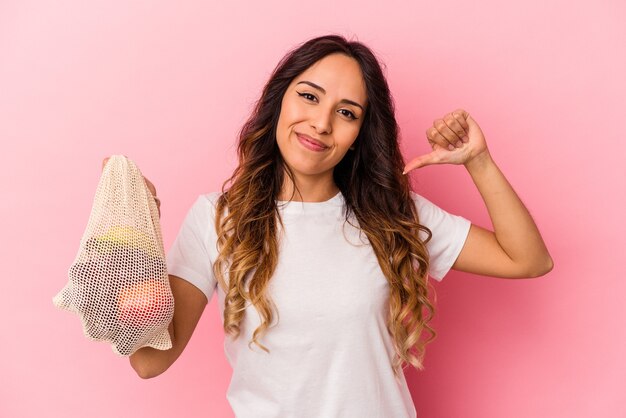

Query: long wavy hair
<box><xmin>213</xmin><ymin>34</ymin><xmax>436</xmax><ymax>379</ymax></box>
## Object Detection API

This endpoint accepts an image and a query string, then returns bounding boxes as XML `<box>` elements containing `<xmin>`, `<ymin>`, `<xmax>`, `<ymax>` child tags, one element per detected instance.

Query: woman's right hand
<box><xmin>102</xmin><ymin>157</ymin><xmax>161</xmax><ymax>217</ymax></box>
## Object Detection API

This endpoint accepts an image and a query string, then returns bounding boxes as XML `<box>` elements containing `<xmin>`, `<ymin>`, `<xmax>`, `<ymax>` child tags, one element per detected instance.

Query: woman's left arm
<box><xmin>403</xmin><ymin>109</ymin><xmax>554</xmax><ymax>279</ymax></box>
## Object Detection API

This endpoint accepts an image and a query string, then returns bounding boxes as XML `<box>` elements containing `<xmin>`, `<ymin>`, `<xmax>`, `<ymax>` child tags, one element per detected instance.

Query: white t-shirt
<box><xmin>166</xmin><ymin>190</ymin><xmax>471</xmax><ymax>418</ymax></box>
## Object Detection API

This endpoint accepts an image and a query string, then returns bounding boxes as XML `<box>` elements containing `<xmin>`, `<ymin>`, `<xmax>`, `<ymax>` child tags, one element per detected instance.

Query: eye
<box><xmin>338</xmin><ymin>109</ymin><xmax>358</xmax><ymax>120</ymax></box>
<box><xmin>296</xmin><ymin>91</ymin><xmax>317</xmax><ymax>102</ymax></box>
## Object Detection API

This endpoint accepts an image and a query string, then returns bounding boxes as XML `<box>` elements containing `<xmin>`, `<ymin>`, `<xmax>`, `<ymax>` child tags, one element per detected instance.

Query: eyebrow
<box><xmin>296</xmin><ymin>80</ymin><xmax>365</xmax><ymax>111</ymax></box>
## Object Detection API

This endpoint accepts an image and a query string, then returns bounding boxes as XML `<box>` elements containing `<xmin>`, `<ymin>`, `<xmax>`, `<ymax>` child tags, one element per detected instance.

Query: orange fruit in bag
<box><xmin>116</xmin><ymin>279</ymin><xmax>170</xmax><ymax>327</ymax></box>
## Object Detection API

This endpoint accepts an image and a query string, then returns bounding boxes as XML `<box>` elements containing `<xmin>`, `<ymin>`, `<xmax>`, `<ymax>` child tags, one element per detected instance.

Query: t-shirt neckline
<box><xmin>276</xmin><ymin>191</ymin><xmax>344</xmax><ymax>214</ymax></box>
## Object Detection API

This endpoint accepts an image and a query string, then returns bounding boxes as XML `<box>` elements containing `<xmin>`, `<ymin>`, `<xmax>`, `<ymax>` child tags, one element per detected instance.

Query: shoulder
<box><xmin>409</xmin><ymin>190</ymin><xmax>424</xmax><ymax>204</ymax></box>
<box><xmin>186</xmin><ymin>191</ymin><xmax>223</xmax><ymax>220</ymax></box>
<box><xmin>197</xmin><ymin>191</ymin><xmax>223</xmax><ymax>207</ymax></box>
<box><xmin>409</xmin><ymin>190</ymin><xmax>438</xmax><ymax>215</ymax></box>
<box><xmin>408</xmin><ymin>190</ymin><xmax>469</xmax><ymax>230</ymax></box>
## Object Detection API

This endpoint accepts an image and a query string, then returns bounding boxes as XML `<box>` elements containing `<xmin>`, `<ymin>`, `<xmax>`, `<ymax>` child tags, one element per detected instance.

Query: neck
<box><xmin>278</xmin><ymin>175</ymin><xmax>339</xmax><ymax>202</ymax></box>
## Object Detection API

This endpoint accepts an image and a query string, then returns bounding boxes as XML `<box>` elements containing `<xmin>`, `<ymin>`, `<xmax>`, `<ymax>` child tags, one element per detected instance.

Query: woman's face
<box><xmin>276</xmin><ymin>53</ymin><xmax>367</xmax><ymax>183</ymax></box>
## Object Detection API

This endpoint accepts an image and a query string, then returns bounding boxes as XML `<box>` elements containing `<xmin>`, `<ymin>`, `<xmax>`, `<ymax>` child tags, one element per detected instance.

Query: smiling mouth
<box><xmin>296</xmin><ymin>133</ymin><xmax>329</xmax><ymax>152</ymax></box>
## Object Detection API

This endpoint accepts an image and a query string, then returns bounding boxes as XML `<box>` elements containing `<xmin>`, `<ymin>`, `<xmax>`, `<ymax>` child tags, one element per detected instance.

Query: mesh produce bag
<box><xmin>53</xmin><ymin>155</ymin><xmax>175</xmax><ymax>356</ymax></box>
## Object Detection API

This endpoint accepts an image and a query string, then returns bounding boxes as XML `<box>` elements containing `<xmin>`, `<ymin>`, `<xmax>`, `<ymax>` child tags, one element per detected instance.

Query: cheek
<box><xmin>276</xmin><ymin>107</ymin><xmax>295</xmax><ymax>145</ymax></box>
<box><xmin>337</xmin><ymin>125</ymin><xmax>361</xmax><ymax>146</ymax></box>
<box><xmin>280</xmin><ymin>96</ymin><xmax>310</xmax><ymax>124</ymax></box>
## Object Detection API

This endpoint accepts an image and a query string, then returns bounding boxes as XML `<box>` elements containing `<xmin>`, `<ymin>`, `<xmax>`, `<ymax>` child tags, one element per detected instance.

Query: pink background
<box><xmin>1</xmin><ymin>1</ymin><xmax>624</xmax><ymax>417</ymax></box>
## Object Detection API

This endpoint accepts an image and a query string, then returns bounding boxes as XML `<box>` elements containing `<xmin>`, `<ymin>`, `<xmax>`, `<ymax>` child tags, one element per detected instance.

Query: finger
<box><xmin>443</xmin><ymin>114</ymin><xmax>469</xmax><ymax>144</ymax></box>
<box><xmin>435</xmin><ymin>118</ymin><xmax>464</xmax><ymax>149</ymax></box>
<box><xmin>403</xmin><ymin>151</ymin><xmax>442</xmax><ymax>174</ymax></box>
<box><xmin>427</xmin><ymin>126</ymin><xmax>456</xmax><ymax>151</ymax></box>
<box><xmin>144</xmin><ymin>177</ymin><xmax>160</xmax><ymax>217</ymax></box>
<box><xmin>428</xmin><ymin>139</ymin><xmax>451</xmax><ymax>155</ymax></box>
<box><xmin>102</xmin><ymin>157</ymin><xmax>110</xmax><ymax>171</ymax></box>
<box><xmin>452</xmin><ymin>109</ymin><xmax>470</xmax><ymax>132</ymax></box>
<box><xmin>143</xmin><ymin>177</ymin><xmax>157</xmax><ymax>197</ymax></box>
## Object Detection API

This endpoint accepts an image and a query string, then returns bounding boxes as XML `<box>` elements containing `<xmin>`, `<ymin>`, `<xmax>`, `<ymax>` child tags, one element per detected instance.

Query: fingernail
<box><xmin>455</xmin><ymin>141</ymin><xmax>462</xmax><ymax>147</ymax></box>
<box><xmin>402</xmin><ymin>170</ymin><xmax>407</xmax><ymax>175</ymax></box>
<box><xmin>463</xmin><ymin>136</ymin><xmax>469</xmax><ymax>142</ymax></box>
<box><xmin>448</xmin><ymin>144</ymin><xmax>455</xmax><ymax>151</ymax></box>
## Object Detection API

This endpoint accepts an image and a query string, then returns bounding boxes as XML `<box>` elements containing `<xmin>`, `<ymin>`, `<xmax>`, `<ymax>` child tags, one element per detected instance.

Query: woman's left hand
<box><xmin>403</xmin><ymin>109</ymin><xmax>490</xmax><ymax>174</ymax></box>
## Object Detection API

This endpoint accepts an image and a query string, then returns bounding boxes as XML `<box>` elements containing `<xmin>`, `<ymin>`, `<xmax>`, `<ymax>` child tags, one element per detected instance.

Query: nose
<box><xmin>310</xmin><ymin>107</ymin><xmax>332</xmax><ymax>135</ymax></box>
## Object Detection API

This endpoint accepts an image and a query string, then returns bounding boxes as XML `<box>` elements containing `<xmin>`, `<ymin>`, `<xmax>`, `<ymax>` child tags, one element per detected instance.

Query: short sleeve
<box><xmin>411</xmin><ymin>191</ymin><xmax>472</xmax><ymax>281</ymax></box>
<box><xmin>166</xmin><ymin>194</ymin><xmax>219</xmax><ymax>302</ymax></box>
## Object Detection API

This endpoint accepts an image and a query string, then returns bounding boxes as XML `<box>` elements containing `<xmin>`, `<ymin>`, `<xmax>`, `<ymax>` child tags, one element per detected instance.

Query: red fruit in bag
<box><xmin>116</xmin><ymin>279</ymin><xmax>170</xmax><ymax>326</ymax></box>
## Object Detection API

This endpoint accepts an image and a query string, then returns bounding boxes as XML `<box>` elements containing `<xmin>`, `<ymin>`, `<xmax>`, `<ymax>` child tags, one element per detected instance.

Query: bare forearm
<box><xmin>464</xmin><ymin>152</ymin><xmax>553</xmax><ymax>274</ymax></box>
<box><xmin>129</xmin><ymin>321</ymin><xmax>177</xmax><ymax>379</ymax></box>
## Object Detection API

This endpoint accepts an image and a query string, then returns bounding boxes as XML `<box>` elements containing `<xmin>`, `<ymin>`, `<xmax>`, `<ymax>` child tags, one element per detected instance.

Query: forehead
<box><xmin>293</xmin><ymin>53</ymin><xmax>367</xmax><ymax>105</ymax></box>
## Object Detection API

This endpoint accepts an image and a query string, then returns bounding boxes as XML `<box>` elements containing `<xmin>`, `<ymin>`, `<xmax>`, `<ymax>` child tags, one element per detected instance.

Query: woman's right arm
<box><xmin>101</xmin><ymin>158</ymin><xmax>208</xmax><ymax>378</ymax></box>
<box><xmin>129</xmin><ymin>274</ymin><xmax>208</xmax><ymax>379</ymax></box>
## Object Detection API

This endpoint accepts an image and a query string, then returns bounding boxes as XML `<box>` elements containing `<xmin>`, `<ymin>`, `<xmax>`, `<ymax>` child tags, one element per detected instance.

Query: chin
<box><xmin>284</xmin><ymin>160</ymin><xmax>330</xmax><ymax>177</ymax></box>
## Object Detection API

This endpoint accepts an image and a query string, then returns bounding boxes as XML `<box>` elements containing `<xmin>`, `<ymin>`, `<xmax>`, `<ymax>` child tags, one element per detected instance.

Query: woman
<box><xmin>113</xmin><ymin>34</ymin><xmax>553</xmax><ymax>417</ymax></box>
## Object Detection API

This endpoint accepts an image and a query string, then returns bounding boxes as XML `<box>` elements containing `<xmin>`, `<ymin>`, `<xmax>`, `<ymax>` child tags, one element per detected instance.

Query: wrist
<box><xmin>464</xmin><ymin>151</ymin><xmax>494</xmax><ymax>172</ymax></box>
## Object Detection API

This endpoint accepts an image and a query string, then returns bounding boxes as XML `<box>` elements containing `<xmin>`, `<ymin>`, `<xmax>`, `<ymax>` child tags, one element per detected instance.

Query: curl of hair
<box><xmin>213</xmin><ymin>34</ymin><xmax>437</xmax><ymax>380</ymax></box>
